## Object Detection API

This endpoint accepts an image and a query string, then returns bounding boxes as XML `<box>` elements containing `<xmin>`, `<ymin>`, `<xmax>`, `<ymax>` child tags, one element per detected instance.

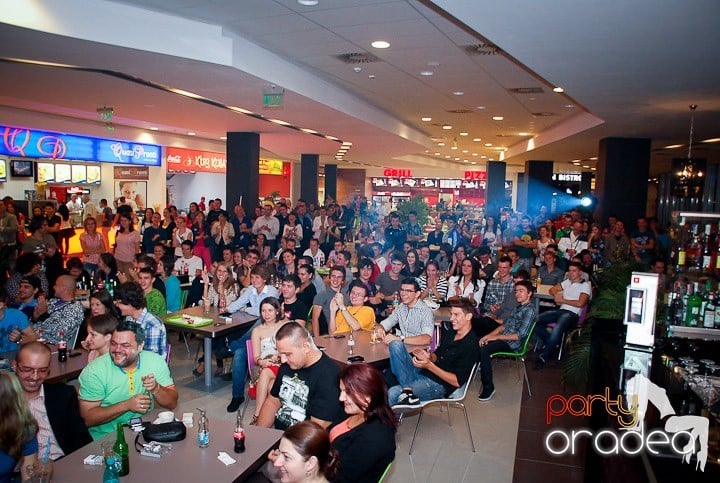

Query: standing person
<box><xmin>383</xmin><ymin>213</ymin><xmax>407</xmax><ymax>251</ymax></box>
<box><xmin>512</xmin><ymin>215</ymin><xmax>537</xmax><ymax>271</ymax></box>
<box><xmin>630</xmin><ymin>216</ymin><xmax>655</xmax><ymax>269</ymax></box>
<box><xmin>0</xmin><ymin>370</ymin><xmax>38</xmax><ymax>482</ymax></box>
<box><xmin>477</xmin><ymin>281</ymin><xmax>537</xmax><ymax>401</ymax></box>
<box><xmin>171</xmin><ymin>215</ymin><xmax>193</xmax><ymax>259</ymax></box>
<box><xmin>113</xmin><ymin>214</ymin><xmax>141</xmax><ymax>280</ymax></box>
<box><xmin>534</xmin><ymin>262</ymin><xmax>591</xmax><ymax>368</ymax></box>
<box><xmin>253</xmin><ymin>206</ymin><xmax>280</xmax><ymax>253</ymax></box>
<box><xmin>328</xmin><ymin>364</ymin><xmax>397</xmax><ymax>483</ymax></box>
<box><xmin>12</xmin><ymin>342</ymin><xmax>93</xmax><ymax>459</ymax></box>
<box><xmin>256</xmin><ymin>323</ymin><xmax>344</xmax><ymax>430</ymax></box>
<box><xmin>312</xmin><ymin>206</ymin><xmax>330</xmax><ymax>248</ymax></box>
<box><xmin>374</xmin><ymin>252</ymin><xmax>406</xmax><ymax>308</ymax></box>
<box><xmin>0</xmin><ymin>199</ymin><xmax>19</xmax><ymax>281</ymax></box>
<box><xmin>303</xmin><ymin>238</ymin><xmax>325</xmax><ymax>268</ymax></box>
<box><xmin>190</xmin><ymin>211</ymin><xmax>212</xmax><ymax>268</ymax></box>
<box><xmin>98</xmin><ymin>199</ymin><xmax>114</xmax><ymax>248</ymax></box>
<box><xmin>78</xmin><ymin>321</ymin><xmax>177</xmax><ymax>439</ymax></box>
<box><xmin>535</xmin><ymin>225</ymin><xmax>553</xmax><ymax>268</ymax></box>
<box><xmin>57</xmin><ymin>204</ymin><xmax>74</xmax><ymax>255</ymax></box>
<box><xmin>405</xmin><ymin>211</ymin><xmax>424</xmax><ymax>246</ymax></box>
<box><xmin>603</xmin><ymin>219</ymin><xmax>631</xmax><ymax>266</ymax></box>
<box><xmin>230</xmin><ymin>204</ymin><xmax>253</xmax><ymax>249</ymax></box>
<box><xmin>210</xmin><ymin>212</ymin><xmax>234</xmax><ymax>262</ymax></box>
<box><xmin>141</xmin><ymin>212</ymin><xmax>166</xmax><ymax>254</ymax></box>
<box><xmin>79</xmin><ymin>216</ymin><xmax>107</xmax><ymax>277</ymax></box>
<box><xmin>442</xmin><ymin>217</ymin><xmax>462</xmax><ymax>250</ymax></box>
<box><xmin>23</xmin><ymin>218</ymin><xmax>62</xmax><ymax>294</ymax></box>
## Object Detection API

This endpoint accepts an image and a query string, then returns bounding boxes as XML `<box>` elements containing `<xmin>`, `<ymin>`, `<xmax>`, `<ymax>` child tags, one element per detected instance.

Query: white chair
<box><xmin>393</xmin><ymin>363</ymin><xmax>478</xmax><ymax>455</ymax></box>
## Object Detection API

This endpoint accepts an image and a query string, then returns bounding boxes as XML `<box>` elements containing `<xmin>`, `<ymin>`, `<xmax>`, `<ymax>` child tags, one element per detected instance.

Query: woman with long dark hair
<box><xmin>328</xmin><ymin>363</ymin><xmax>396</xmax><ymax>483</ymax></box>
<box><xmin>267</xmin><ymin>421</ymin><xmax>339</xmax><ymax>483</ymax></box>
<box><xmin>447</xmin><ymin>257</ymin><xmax>485</xmax><ymax>306</ymax></box>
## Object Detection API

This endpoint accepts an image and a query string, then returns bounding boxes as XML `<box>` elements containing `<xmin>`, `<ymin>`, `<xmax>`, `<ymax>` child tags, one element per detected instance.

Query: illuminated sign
<box><xmin>0</xmin><ymin>125</ymin><xmax>161</xmax><ymax>166</ymax></box>
<box><xmin>383</xmin><ymin>168</ymin><xmax>412</xmax><ymax>178</ymax></box>
<box><xmin>552</xmin><ymin>173</ymin><xmax>581</xmax><ymax>182</ymax></box>
<box><xmin>463</xmin><ymin>171</ymin><xmax>487</xmax><ymax>181</ymax></box>
<box><xmin>166</xmin><ymin>147</ymin><xmax>227</xmax><ymax>174</ymax></box>
<box><xmin>259</xmin><ymin>159</ymin><xmax>285</xmax><ymax>175</ymax></box>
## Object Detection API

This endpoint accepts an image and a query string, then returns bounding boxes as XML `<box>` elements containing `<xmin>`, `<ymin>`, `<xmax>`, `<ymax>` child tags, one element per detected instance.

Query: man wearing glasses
<box><xmin>79</xmin><ymin>321</ymin><xmax>178</xmax><ymax>439</ymax></box>
<box><xmin>13</xmin><ymin>342</ymin><xmax>92</xmax><ymax>459</ymax></box>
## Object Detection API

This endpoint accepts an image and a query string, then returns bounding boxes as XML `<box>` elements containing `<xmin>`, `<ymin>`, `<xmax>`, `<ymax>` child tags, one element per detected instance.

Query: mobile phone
<box><xmin>347</xmin><ymin>355</ymin><xmax>365</xmax><ymax>363</ymax></box>
<box><xmin>333</xmin><ymin>335</ymin><xmax>346</xmax><ymax>339</ymax></box>
<box><xmin>218</xmin><ymin>312</ymin><xmax>232</xmax><ymax>318</ymax></box>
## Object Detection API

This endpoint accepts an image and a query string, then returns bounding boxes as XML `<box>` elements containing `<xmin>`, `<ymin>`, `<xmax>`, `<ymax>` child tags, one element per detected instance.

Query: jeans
<box><xmin>479</xmin><ymin>340</ymin><xmax>511</xmax><ymax>389</ymax></box>
<box><xmin>534</xmin><ymin>309</ymin><xmax>578</xmax><ymax>360</ymax></box>
<box><xmin>228</xmin><ymin>319</ymin><xmax>262</xmax><ymax>397</ymax></box>
<box><xmin>387</xmin><ymin>340</ymin><xmax>445</xmax><ymax>405</ymax></box>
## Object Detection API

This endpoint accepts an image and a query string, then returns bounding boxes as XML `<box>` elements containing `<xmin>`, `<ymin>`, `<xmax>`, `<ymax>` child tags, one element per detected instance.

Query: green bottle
<box><xmin>113</xmin><ymin>422</ymin><xmax>130</xmax><ymax>476</ymax></box>
<box><xmin>685</xmin><ymin>284</ymin><xmax>702</xmax><ymax>327</ymax></box>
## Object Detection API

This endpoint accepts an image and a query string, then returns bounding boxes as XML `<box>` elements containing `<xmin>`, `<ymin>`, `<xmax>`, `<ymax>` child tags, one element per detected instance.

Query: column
<box><xmin>524</xmin><ymin>160</ymin><xmax>554</xmax><ymax>215</ymax></box>
<box><xmin>580</xmin><ymin>172</ymin><xmax>593</xmax><ymax>197</ymax></box>
<box><xmin>595</xmin><ymin>137</ymin><xmax>651</xmax><ymax>225</ymax></box>
<box><xmin>325</xmin><ymin>164</ymin><xmax>337</xmax><ymax>204</ymax></box>
<box><xmin>226</xmin><ymin>132</ymin><xmax>259</xmax><ymax>215</ymax></box>
<box><xmin>486</xmin><ymin>161</ymin><xmax>506</xmax><ymax>219</ymax></box>
<box><xmin>300</xmin><ymin>154</ymin><xmax>319</xmax><ymax>206</ymax></box>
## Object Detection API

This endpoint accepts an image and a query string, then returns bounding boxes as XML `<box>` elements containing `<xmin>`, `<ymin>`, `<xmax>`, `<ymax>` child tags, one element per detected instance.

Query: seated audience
<box><xmin>447</xmin><ymin>257</ymin><xmax>485</xmax><ymax>306</ymax></box>
<box><xmin>33</xmin><ymin>275</ymin><xmax>84</xmax><ymax>345</ymax></box>
<box><xmin>12</xmin><ymin>342</ymin><xmax>92</xmax><ymax>459</ymax></box>
<box><xmin>329</xmin><ymin>281</ymin><xmax>376</xmax><ymax>334</ymax></box>
<box><xmin>8</xmin><ymin>275</ymin><xmax>41</xmax><ymax>322</ymax></box>
<box><xmin>0</xmin><ymin>370</ymin><xmax>38</xmax><ymax>482</ymax></box>
<box><xmin>137</xmin><ymin>267</ymin><xmax>166</xmax><ymax>318</ymax></box>
<box><xmin>81</xmin><ymin>314</ymin><xmax>119</xmax><ymax>363</ymax></box>
<box><xmin>265</xmin><ymin>421</ymin><xmax>339</xmax><ymax>483</ymax></box>
<box><xmin>113</xmin><ymin>282</ymin><xmax>167</xmax><ymax>358</ymax></box>
<box><xmin>79</xmin><ymin>321</ymin><xmax>178</xmax><ymax>439</ymax></box>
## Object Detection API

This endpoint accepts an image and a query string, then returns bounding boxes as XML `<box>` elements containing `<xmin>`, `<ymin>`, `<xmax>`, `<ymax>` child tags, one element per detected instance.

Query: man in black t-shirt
<box><xmin>256</xmin><ymin>323</ymin><xmax>343</xmax><ymax>430</ymax></box>
<box><xmin>278</xmin><ymin>274</ymin><xmax>309</xmax><ymax>324</ymax></box>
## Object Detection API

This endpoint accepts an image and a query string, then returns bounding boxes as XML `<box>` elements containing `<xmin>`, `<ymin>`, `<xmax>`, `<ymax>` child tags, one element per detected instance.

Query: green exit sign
<box><xmin>263</xmin><ymin>93</ymin><xmax>283</xmax><ymax>108</ymax></box>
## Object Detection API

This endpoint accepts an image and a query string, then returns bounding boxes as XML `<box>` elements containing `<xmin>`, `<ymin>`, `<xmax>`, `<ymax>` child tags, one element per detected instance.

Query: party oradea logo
<box><xmin>544</xmin><ymin>374</ymin><xmax>709</xmax><ymax>472</ymax></box>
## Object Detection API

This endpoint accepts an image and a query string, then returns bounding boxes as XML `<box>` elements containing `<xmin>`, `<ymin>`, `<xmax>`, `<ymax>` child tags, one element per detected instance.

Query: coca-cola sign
<box><xmin>166</xmin><ymin>147</ymin><xmax>226</xmax><ymax>173</ymax></box>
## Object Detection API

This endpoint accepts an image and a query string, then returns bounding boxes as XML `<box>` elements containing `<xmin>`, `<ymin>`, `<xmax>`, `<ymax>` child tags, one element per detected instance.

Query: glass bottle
<box><xmin>685</xmin><ymin>283</ymin><xmax>702</xmax><ymax>327</ymax></box>
<box><xmin>113</xmin><ymin>422</ymin><xmax>129</xmax><ymax>476</ymax></box>
<box><xmin>57</xmin><ymin>330</ymin><xmax>67</xmax><ymax>362</ymax></box>
<box><xmin>102</xmin><ymin>444</ymin><xmax>121</xmax><ymax>483</ymax></box>
<box><xmin>233</xmin><ymin>414</ymin><xmax>246</xmax><ymax>454</ymax></box>
<box><xmin>703</xmin><ymin>292</ymin><xmax>715</xmax><ymax>329</ymax></box>
<box><xmin>347</xmin><ymin>332</ymin><xmax>355</xmax><ymax>355</ymax></box>
<box><xmin>197</xmin><ymin>408</ymin><xmax>209</xmax><ymax>448</ymax></box>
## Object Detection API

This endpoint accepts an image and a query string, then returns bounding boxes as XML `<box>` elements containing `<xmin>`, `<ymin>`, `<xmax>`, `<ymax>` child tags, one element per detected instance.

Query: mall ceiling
<box><xmin>1</xmin><ymin>0</ymin><xmax>719</xmax><ymax>176</ymax></box>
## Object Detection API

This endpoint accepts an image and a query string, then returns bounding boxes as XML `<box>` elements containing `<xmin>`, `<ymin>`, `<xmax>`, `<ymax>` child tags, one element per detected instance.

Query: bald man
<box><xmin>12</xmin><ymin>342</ymin><xmax>92</xmax><ymax>460</ymax></box>
<box><xmin>33</xmin><ymin>275</ymin><xmax>85</xmax><ymax>345</ymax></box>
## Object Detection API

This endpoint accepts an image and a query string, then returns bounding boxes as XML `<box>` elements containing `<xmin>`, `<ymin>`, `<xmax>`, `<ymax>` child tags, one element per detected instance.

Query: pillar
<box><xmin>300</xmin><ymin>154</ymin><xmax>319</xmax><ymax>206</ymax></box>
<box><xmin>486</xmin><ymin>161</ymin><xmax>506</xmax><ymax>219</ymax></box>
<box><xmin>325</xmin><ymin>164</ymin><xmax>337</xmax><ymax>204</ymax></box>
<box><xmin>580</xmin><ymin>172</ymin><xmax>593</xmax><ymax>197</ymax></box>
<box><xmin>226</xmin><ymin>132</ymin><xmax>259</xmax><ymax>215</ymax></box>
<box><xmin>595</xmin><ymin>137</ymin><xmax>651</xmax><ymax>225</ymax></box>
<box><xmin>524</xmin><ymin>160</ymin><xmax>554</xmax><ymax>215</ymax></box>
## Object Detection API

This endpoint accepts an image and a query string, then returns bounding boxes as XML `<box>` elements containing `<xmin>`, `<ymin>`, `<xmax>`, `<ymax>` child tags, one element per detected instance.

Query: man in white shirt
<box><xmin>66</xmin><ymin>193</ymin><xmax>84</xmax><ymax>213</ymax></box>
<box><xmin>557</xmin><ymin>221</ymin><xmax>588</xmax><ymax>260</ymax></box>
<box><xmin>534</xmin><ymin>262</ymin><xmax>591</xmax><ymax>367</ymax></box>
<box><xmin>303</xmin><ymin>238</ymin><xmax>325</xmax><ymax>267</ymax></box>
<box><xmin>252</xmin><ymin>205</ymin><xmax>280</xmax><ymax>251</ymax></box>
<box><xmin>173</xmin><ymin>240</ymin><xmax>204</xmax><ymax>282</ymax></box>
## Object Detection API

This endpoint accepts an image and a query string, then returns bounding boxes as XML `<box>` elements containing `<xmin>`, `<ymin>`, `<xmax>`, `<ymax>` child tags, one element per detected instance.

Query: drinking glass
<box><xmin>26</xmin><ymin>460</ymin><xmax>53</xmax><ymax>483</ymax></box>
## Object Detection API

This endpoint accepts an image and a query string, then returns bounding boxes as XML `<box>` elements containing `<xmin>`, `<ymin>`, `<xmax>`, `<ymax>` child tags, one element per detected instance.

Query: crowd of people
<box><xmin>0</xmin><ymin>191</ymin><xmax>670</xmax><ymax>482</ymax></box>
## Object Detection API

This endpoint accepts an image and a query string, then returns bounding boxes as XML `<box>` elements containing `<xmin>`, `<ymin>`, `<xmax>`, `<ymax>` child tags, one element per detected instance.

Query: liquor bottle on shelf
<box><xmin>672</xmin><ymin>283</ymin><xmax>685</xmax><ymax>326</ymax></box>
<box><xmin>703</xmin><ymin>292</ymin><xmax>715</xmax><ymax>329</ymax></box>
<box><xmin>702</xmin><ymin>224</ymin><xmax>714</xmax><ymax>271</ymax></box>
<box><xmin>685</xmin><ymin>283</ymin><xmax>702</xmax><ymax>327</ymax></box>
<box><xmin>686</xmin><ymin>225</ymin><xmax>702</xmax><ymax>270</ymax></box>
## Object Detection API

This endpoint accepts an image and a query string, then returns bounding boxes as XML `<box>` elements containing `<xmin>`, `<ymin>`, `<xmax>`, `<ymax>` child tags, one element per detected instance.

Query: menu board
<box><xmin>87</xmin><ymin>165</ymin><xmax>101</xmax><ymax>184</ymax></box>
<box><xmin>36</xmin><ymin>162</ymin><xmax>55</xmax><ymax>182</ymax></box>
<box><xmin>440</xmin><ymin>179</ymin><xmax>461</xmax><ymax>189</ymax></box>
<box><xmin>71</xmin><ymin>165</ymin><xmax>87</xmax><ymax>183</ymax></box>
<box><xmin>0</xmin><ymin>159</ymin><xmax>6</xmax><ymax>182</ymax></box>
<box><xmin>55</xmin><ymin>163</ymin><xmax>71</xmax><ymax>183</ymax></box>
<box><xmin>372</xmin><ymin>177</ymin><xmax>386</xmax><ymax>187</ymax></box>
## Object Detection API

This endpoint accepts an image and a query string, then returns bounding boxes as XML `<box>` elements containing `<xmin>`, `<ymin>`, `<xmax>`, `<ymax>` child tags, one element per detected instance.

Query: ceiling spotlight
<box><xmin>485</xmin><ymin>143</ymin><xmax>493</xmax><ymax>147</ymax></box>
<box><xmin>149</xmin><ymin>127</ymin><xmax>159</xmax><ymax>131</ymax></box>
<box><xmin>442</xmin><ymin>125</ymin><xmax>452</xmax><ymax>130</ymax></box>
<box><xmin>472</xmin><ymin>138</ymin><xmax>481</xmax><ymax>142</ymax></box>
<box><xmin>518</xmin><ymin>132</ymin><xmax>530</xmax><ymax>136</ymax></box>
<box><xmin>371</xmin><ymin>40</ymin><xmax>390</xmax><ymax>49</ymax></box>
<box><xmin>220</xmin><ymin>136</ymin><xmax>227</xmax><ymax>140</ymax></box>
<box><xmin>188</xmin><ymin>131</ymin><xmax>196</xmax><ymax>136</ymax></box>
<box><xmin>553</xmin><ymin>86</ymin><xmax>564</xmax><ymax>93</ymax></box>
<box><xmin>421</xmin><ymin>117</ymin><xmax>432</xmax><ymax>122</ymax></box>
<box><xmin>451</xmin><ymin>146</ymin><xmax>458</xmax><ymax>150</ymax></box>
<box><xmin>459</xmin><ymin>132</ymin><xmax>468</xmax><ymax>136</ymax></box>
<box><xmin>353</xmin><ymin>66</ymin><xmax>362</xmax><ymax>73</ymax></box>
<box><xmin>434</xmin><ymin>152</ymin><xmax>440</xmax><ymax>156</ymax></box>
<box><xmin>452</xmin><ymin>91</ymin><xmax>464</xmax><ymax>96</ymax></box>
<box><xmin>368</xmin><ymin>74</ymin><xmax>376</xmax><ymax>79</ymax></box>
<box><xmin>420</xmin><ymin>71</ymin><xmax>434</xmax><ymax>76</ymax></box>
<box><xmin>477</xmin><ymin>106</ymin><xmax>486</xmax><ymax>110</ymax></box>
<box><xmin>492</xmin><ymin>116</ymin><xmax>504</xmax><ymax>121</ymax></box>
<box><xmin>454</xmin><ymin>157</ymin><xmax>460</xmax><ymax>161</ymax></box>
<box><xmin>297</xmin><ymin>0</ymin><xmax>319</xmax><ymax>5</ymax></box>
<box><xmin>428</xmin><ymin>61</ymin><xmax>440</xmax><ymax>66</ymax></box>
<box><xmin>437</xmin><ymin>142</ymin><xmax>445</xmax><ymax>146</ymax></box>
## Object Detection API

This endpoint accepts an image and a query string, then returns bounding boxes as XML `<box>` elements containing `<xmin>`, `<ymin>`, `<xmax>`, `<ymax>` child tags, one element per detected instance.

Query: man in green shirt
<box><xmin>78</xmin><ymin>321</ymin><xmax>178</xmax><ymax>440</ymax></box>
<box><xmin>138</xmin><ymin>267</ymin><xmax>166</xmax><ymax>317</ymax></box>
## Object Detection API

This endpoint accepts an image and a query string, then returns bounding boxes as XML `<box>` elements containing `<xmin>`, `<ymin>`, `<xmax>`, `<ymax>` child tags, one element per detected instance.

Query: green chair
<box><xmin>378</xmin><ymin>461</ymin><xmax>393</xmax><ymax>483</ymax></box>
<box><xmin>490</xmin><ymin>321</ymin><xmax>537</xmax><ymax>398</ymax></box>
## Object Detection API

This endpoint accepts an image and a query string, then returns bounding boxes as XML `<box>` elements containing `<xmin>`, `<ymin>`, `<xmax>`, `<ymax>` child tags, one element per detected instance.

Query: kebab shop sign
<box><xmin>166</xmin><ymin>147</ymin><xmax>226</xmax><ymax>174</ymax></box>
<box><xmin>544</xmin><ymin>374</ymin><xmax>708</xmax><ymax>471</ymax></box>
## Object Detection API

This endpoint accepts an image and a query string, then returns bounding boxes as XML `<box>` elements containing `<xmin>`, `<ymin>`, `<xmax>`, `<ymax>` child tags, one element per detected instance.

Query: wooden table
<box><xmin>163</xmin><ymin>306</ymin><xmax>258</xmax><ymax>391</ymax></box>
<box><xmin>314</xmin><ymin>330</ymin><xmax>428</xmax><ymax>367</ymax></box>
<box><xmin>534</xmin><ymin>284</ymin><xmax>556</xmax><ymax>312</ymax></box>
<box><xmin>46</xmin><ymin>348</ymin><xmax>89</xmax><ymax>383</ymax></box>
<box><xmin>52</xmin><ymin>419</ymin><xmax>282</xmax><ymax>482</ymax></box>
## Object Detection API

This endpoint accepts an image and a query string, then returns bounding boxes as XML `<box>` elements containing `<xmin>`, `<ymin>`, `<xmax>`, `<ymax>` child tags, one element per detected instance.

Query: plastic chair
<box><xmin>378</xmin><ymin>461</ymin><xmax>393</xmax><ymax>483</ymax></box>
<box><xmin>393</xmin><ymin>363</ymin><xmax>478</xmax><ymax>455</ymax></box>
<box><xmin>549</xmin><ymin>305</ymin><xmax>588</xmax><ymax>360</ymax></box>
<box><xmin>164</xmin><ymin>343</ymin><xmax>171</xmax><ymax>364</ymax></box>
<box><xmin>491</xmin><ymin>321</ymin><xmax>537</xmax><ymax>398</ymax></box>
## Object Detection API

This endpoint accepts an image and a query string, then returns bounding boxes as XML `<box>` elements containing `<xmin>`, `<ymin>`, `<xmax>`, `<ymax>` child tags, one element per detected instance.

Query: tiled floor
<box><xmin>166</xmin><ymin>334</ymin><xmax>529</xmax><ymax>483</ymax></box>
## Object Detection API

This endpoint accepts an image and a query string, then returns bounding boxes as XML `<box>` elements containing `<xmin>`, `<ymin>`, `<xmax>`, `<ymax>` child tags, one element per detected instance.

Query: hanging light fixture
<box><xmin>672</xmin><ymin>104</ymin><xmax>706</xmax><ymax>197</ymax></box>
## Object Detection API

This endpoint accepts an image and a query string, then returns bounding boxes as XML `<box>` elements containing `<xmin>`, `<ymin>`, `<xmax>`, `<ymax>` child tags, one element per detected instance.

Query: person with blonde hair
<box><xmin>0</xmin><ymin>370</ymin><xmax>39</xmax><ymax>481</ymax></box>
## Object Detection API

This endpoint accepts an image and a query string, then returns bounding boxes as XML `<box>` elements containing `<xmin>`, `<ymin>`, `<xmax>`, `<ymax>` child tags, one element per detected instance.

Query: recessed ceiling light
<box><xmin>492</xmin><ymin>116</ymin><xmax>504</xmax><ymax>121</ymax></box>
<box><xmin>220</xmin><ymin>136</ymin><xmax>227</xmax><ymax>140</ymax></box>
<box><xmin>582</xmin><ymin>165</ymin><xmax>590</xmax><ymax>168</ymax></box>
<box><xmin>472</xmin><ymin>138</ymin><xmax>481</xmax><ymax>142</ymax></box>
<box><xmin>371</xmin><ymin>40</ymin><xmax>390</xmax><ymax>49</ymax></box>
<box><xmin>434</xmin><ymin>152</ymin><xmax>440</xmax><ymax>156</ymax></box>
<box><xmin>420</xmin><ymin>71</ymin><xmax>434</xmax><ymax>76</ymax></box>
<box><xmin>297</xmin><ymin>0</ymin><xmax>319</xmax><ymax>5</ymax></box>
<box><xmin>428</xmin><ymin>61</ymin><xmax>440</xmax><ymax>66</ymax></box>
<box><xmin>342</xmin><ymin>141</ymin><xmax>353</xmax><ymax>146</ymax></box>
<box><xmin>459</xmin><ymin>132</ymin><xmax>468</xmax><ymax>136</ymax></box>
<box><xmin>452</xmin><ymin>91</ymin><xmax>464</xmax><ymax>96</ymax></box>
<box><xmin>368</xmin><ymin>74</ymin><xmax>376</xmax><ymax>79</ymax></box>
<box><xmin>591</xmin><ymin>167</ymin><xmax>597</xmax><ymax>171</ymax></box>
<box><xmin>477</xmin><ymin>106</ymin><xmax>486</xmax><ymax>110</ymax></box>
<box><xmin>437</xmin><ymin>142</ymin><xmax>445</xmax><ymax>146</ymax></box>
<box><xmin>564</xmin><ymin>104</ymin><xmax>575</xmax><ymax>109</ymax></box>
<box><xmin>463</xmin><ymin>160</ymin><xmax>468</xmax><ymax>163</ymax></box>
<box><xmin>481</xmin><ymin>155</ymin><xmax>487</xmax><ymax>159</ymax></box>
<box><xmin>425</xmin><ymin>150</ymin><xmax>429</xmax><ymax>153</ymax></box>
<box><xmin>701</xmin><ymin>138</ymin><xmax>720</xmax><ymax>143</ymax></box>
<box><xmin>353</xmin><ymin>67</ymin><xmax>362</xmax><ymax>73</ymax></box>
<box><xmin>149</xmin><ymin>127</ymin><xmax>159</xmax><ymax>131</ymax></box>
<box><xmin>485</xmin><ymin>143</ymin><xmax>493</xmax><ymax>147</ymax></box>
<box><xmin>454</xmin><ymin>157</ymin><xmax>460</xmax><ymax>161</ymax></box>
<box><xmin>451</xmin><ymin>146</ymin><xmax>458</xmax><ymax>150</ymax></box>
<box><xmin>442</xmin><ymin>125</ymin><xmax>452</xmax><ymax>130</ymax></box>
<box><xmin>445</xmin><ymin>155</ymin><xmax>451</xmax><ymax>158</ymax></box>
<box><xmin>663</xmin><ymin>144</ymin><xmax>683</xmax><ymax>149</ymax></box>
<box><xmin>269</xmin><ymin>119</ymin><xmax>291</xmax><ymax>126</ymax></box>
<box><xmin>589</xmin><ymin>156</ymin><xmax>598</xmax><ymax>160</ymax></box>
<box><xmin>301</xmin><ymin>128</ymin><xmax>318</xmax><ymax>134</ymax></box>
<box><xmin>518</xmin><ymin>132</ymin><xmax>530</xmax><ymax>136</ymax></box>
<box><xmin>187</xmin><ymin>131</ymin><xmax>196</xmax><ymax>136</ymax></box>
<box><xmin>472</xmin><ymin>153</ymin><xmax>478</xmax><ymax>156</ymax></box>
<box><xmin>553</xmin><ymin>86</ymin><xmax>564</xmax><ymax>93</ymax></box>
<box><xmin>421</xmin><ymin>117</ymin><xmax>432</xmax><ymax>121</ymax></box>
<box><xmin>471</xmin><ymin>161</ymin><xmax>476</xmax><ymax>165</ymax></box>
<box><xmin>462</xmin><ymin>149</ymin><xmax>468</xmax><ymax>153</ymax></box>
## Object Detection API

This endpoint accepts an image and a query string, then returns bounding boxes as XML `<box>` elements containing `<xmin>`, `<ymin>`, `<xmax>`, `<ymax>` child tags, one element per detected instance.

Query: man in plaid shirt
<box><xmin>114</xmin><ymin>282</ymin><xmax>167</xmax><ymax>358</ymax></box>
<box><xmin>481</xmin><ymin>257</ymin><xmax>515</xmax><ymax>314</ymax></box>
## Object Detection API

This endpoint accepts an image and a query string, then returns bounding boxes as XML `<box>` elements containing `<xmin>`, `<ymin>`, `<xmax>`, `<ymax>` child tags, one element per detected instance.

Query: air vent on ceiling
<box><xmin>463</xmin><ymin>42</ymin><xmax>501</xmax><ymax>56</ymax></box>
<box><xmin>508</xmin><ymin>87</ymin><xmax>544</xmax><ymax>94</ymax></box>
<box><xmin>336</xmin><ymin>52</ymin><xmax>381</xmax><ymax>64</ymax></box>
<box><xmin>446</xmin><ymin>109</ymin><xmax>473</xmax><ymax>114</ymax></box>
<box><xmin>532</xmin><ymin>112</ymin><xmax>557</xmax><ymax>117</ymax></box>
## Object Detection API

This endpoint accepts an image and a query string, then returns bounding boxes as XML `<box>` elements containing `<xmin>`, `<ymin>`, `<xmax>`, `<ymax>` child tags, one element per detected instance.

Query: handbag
<box><xmin>142</xmin><ymin>421</ymin><xmax>186</xmax><ymax>443</ymax></box>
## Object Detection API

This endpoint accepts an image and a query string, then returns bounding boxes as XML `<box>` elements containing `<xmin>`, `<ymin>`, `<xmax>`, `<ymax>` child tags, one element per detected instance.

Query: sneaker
<box><xmin>478</xmin><ymin>386</ymin><xmax>496</xmax><ymax>402</ymax></box>
<box><xmin>396</xmin><ymin>389</ymin><xmax>421</xmax><ymax>406</ymax></box>
<box><xmin>226</xmin><ymin>396</ymin><xmax>245</xmax><ymax>413</ymax></box>
<box><xmin>534</xmin><ymin>356</ymin><xmax>547</xmax><ymax>370</ymax></box>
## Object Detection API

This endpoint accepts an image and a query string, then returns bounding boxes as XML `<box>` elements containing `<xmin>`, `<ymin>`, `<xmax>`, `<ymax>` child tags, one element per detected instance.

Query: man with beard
<box><xmin>78</xmin><ymin>320</ymin><xmax>178</xmax><ymax>439</ymax></box>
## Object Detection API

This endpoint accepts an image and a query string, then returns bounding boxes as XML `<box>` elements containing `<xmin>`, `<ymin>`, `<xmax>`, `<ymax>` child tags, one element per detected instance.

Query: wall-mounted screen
<box><xmin>11</xmin><ymin>159</ymin><xmax>34</xmax><ymax>177</ymax></box>
<box><xmin>55</xmin><ymin>164</ymin><xmax>71</xmax><ymax>183</ymax></box>
<box><xmin>36</xmin><ymin>162</ymin><xmax>55</xmax><ymax>183</ymax></box>
<box><xmin>0</xmin><ymin>159</ymin><xmax>6</xmax><ymax>182</ymax></box>
<box><xmin>71</xmin><ymin>165</ymin><xmax>87</xmax><ymax>184</ymax></box>
<box><xmin>87</xmin><ymin>165</ymin><xmax>101</xmax><ymax>184</ymax></box>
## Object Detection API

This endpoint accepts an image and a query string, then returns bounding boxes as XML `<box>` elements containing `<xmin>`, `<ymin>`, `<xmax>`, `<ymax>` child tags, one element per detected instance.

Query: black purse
<box><xmin>142</xmin><ymin>421</ymin><xmax>186</xmax><ymax>443</ymax></box>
